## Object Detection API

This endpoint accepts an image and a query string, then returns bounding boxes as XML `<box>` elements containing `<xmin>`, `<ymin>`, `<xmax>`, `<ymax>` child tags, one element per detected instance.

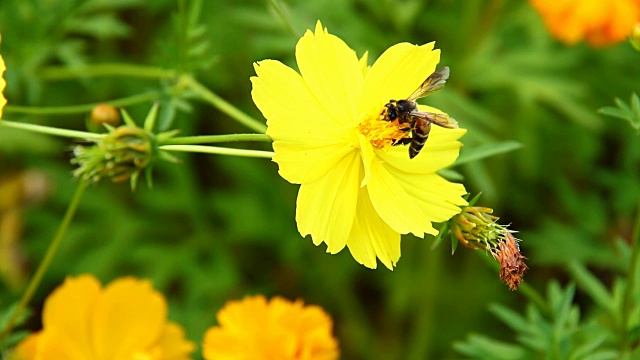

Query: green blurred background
<box><xmin>1</xmin><ymin>0</ymin><xmax>639</xmax><ymax>359</ymax></box>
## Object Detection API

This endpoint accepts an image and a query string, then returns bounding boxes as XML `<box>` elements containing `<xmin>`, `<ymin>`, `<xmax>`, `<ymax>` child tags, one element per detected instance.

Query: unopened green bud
<box><xmin>451</xmin><ymin>206</ymin><xmax>501</xmax><ymax>250</ymax></box>
<box><xmin>72</xmin><ymin>126</ymin><xmax>154</xmax><ymax>185</ymax></box>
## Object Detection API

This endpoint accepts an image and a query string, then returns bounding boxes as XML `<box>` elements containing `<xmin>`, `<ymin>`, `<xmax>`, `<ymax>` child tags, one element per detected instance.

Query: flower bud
<box><xmin>90</xmin><ymin>103</ymin><xmax>121</xmax><ymax>127</ymax></box>
<box><xmin>451</xmin><ymin>206</ymin><xmax>527</xmax><ymax>290</ymax></box>
<box><xmin>72</xmin><ymin>126</ymin><xmax>154</xmax><ymax>185</ymax></box>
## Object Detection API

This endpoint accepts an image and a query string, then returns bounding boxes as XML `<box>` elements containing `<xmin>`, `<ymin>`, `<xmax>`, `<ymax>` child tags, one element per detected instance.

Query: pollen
<box><xmin>357</xmin><ymin>110</ymin><xmax>409</xmax><ymax>151</ymax></box>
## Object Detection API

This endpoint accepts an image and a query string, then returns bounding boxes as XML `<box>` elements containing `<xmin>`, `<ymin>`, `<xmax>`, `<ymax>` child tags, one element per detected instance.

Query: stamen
<box><xmin>357</xmin><ymin>109</ymin><xmax>410</xmax><ymax>151</ymax></box>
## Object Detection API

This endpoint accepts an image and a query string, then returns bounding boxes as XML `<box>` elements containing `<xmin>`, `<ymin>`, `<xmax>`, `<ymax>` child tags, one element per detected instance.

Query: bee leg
<box><xmin>392</xmin><ymin>138</ymin><xmax>412</xmax><ymax>146</ymax></box>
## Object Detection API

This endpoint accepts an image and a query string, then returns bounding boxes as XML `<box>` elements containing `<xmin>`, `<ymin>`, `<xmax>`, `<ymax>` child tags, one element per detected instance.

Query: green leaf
<box><xmin>63</xmin><ymin>14</ymin><xmax>131</xmax><ymax>39</ymax></box>
<box><xmin>631</xmin><ymin>93</ymin><xmax>640</xmax><ymax>124</ymax></box>
<box><xmin>598</xmin><ymin>94</ymin><xmax>640</xmax><ymax>131</ymax></box>
<box><xmin>0</xmin><ymin>302</ymin><xmax>31</xmax><ymax>348</ymax></box>
<box><xmin>454</xmin><ymin>334</ymin><xmax>527</xmax><ymax>359</ymax></box>
<box><xmin>581</xmin><ymin>351</ymin><xmax>622</xmax><ymax>360</ymax></box>
<box><xmin>451</xmin><ymin>232</ymin><xmax>459</xmax><ymax>254</ymax></box>
<box><xmin>567</xmin><ymin>261</ymin><xmax>615</xmax><ymax>313</ymax></box>
<box><xmin>598</xmin><ymin>106</ymin><xmax>630</xmax><ymax>121</ymax></box>
<box><xmin>571</xmin><ymin>334</ymin><xmax>610</xmax><ymax>360</ymax></box>
<box><xmin>437</xmin><ymin>168</ymin><xmax>464</xmax><ymax>181</ymax></box>
<box><xmin>78</xmin><ymin>0</ymin><xmax>144</xmax><ymax>13</ymax></box>
<box><xmin>431</xmin><ymin>221</ymin><xmax>449</xmax><ymax>250</ymax></box>
<box><xmin>467</xmin><ymin>193</ymin><xmax>483</xmax><ymax>207</ymax></box>
<box><xmin>453</xmin><ymin>141</ymin><xmax>522</xmax><ymax>166</ymax></box>
<box><xmin>489</xmin><ymin>304</ymin><xmax>529</xmax><ymax>333</ymax></box>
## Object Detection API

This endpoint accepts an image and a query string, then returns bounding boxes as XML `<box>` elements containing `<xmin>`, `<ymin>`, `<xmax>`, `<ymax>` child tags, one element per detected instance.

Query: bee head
<box><xmin>384</xmin><ymin>103</ymin><xmax>397</xmax><ymax>121</ymax></box>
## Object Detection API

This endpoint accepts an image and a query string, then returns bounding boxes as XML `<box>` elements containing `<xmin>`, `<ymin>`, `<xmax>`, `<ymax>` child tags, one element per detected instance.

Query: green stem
<box><xmin>0</xmin><ymin>120</ymin><xmax>104</xmax><ymax>140</ymax></box>
<box><xmin>177</xmin><ymin>0</ymin><xmax>188</xmax><ymax>76</ymax></box>
<box><xmin>622</xmin><ymin>202</ymin><xmax>640</xmax><ymax>350</ymax></box>
<box><xmin>181</xmin><ymin>75</ymin><xmax>267</xmax><ymax>133</ymax></box>
<box><xmin>0</xmin><ymin>181</ymin><xmax>87</xmax><ymax>344</ymax></box>
<box><xmin>40</xmin><ymin>63</ymin><xmax>176</xmax><ymax>80</ymax></box>
<box><xmin>161</xmin><ymin>133</ymin><xmax>272</xmax><ymax>145</ymax></box>
<box><xmin>4</xmin><ymin>91</ymin><xmax>163</xmax><ymax>115</ymax></box>
<box><xmin>268</xmin><ymin>0</ymin><xmax>300</xmax><ymax>38</ymax></box>
<box><xmin>159</xmin><ymin>144</ymin><xmax>274</xmax><ymax>158</ymax></box>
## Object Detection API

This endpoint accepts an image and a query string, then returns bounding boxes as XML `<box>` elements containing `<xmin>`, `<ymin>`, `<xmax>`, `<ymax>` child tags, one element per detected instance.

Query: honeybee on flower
<box><xmin>251</xmin><ymin>21</ymin><xmax>467</xmax><ymax>269</ymax></box>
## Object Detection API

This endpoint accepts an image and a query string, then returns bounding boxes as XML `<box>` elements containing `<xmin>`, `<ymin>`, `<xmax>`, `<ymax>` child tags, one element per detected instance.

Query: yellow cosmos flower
<box><xmin>10</xmin><ymin>275</ymin><xmax>195</xmax><ymax>360</ymax></box>
<box><xmin>251</xmin><ymin>21</ymin><xmax>467</xmax><ymax>269</ymax></box>
<box><xmin>0</xmin><ymin>52</ymin><xmax>6</xmax><ymax>119</ymax></box>
<box><xmin>530</xmin><ymin>0</ymin><xmax>640</xmax><ymax>46</ymax></box>
<box><xmin>202</xmin><ymin>295</ymin><xmax>338</xmax><ymax>360</ymax></box>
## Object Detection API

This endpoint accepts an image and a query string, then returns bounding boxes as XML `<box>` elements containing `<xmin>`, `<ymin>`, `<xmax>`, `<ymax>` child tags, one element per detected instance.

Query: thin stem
<box><xmin>160</xmin><ymin>133</ymin><xmax>272</xmax><ymax>145</ymax></box>
<box><xmin>160</xmin><ymin>144</ymin><xmax>274</xmax><ymax>158</ymax></box>
<box><xmin>621</xmin><ymin>202</ymin><xmax>640</xmax><ymax>350</ymax></box>
<box><xmin>268</xmin><ymin>0</ymin><xmax>300</xmax><ymax>38</ymax></box>
<box><xmin>0</xmin><ymin>181</ymin><xmax>87</xmax><ymax>344</ymax></box>
<box><xmin>40</xmin><ymin>63</ymin><xmax>176</xmax><ymax>80</ymax></box>
<box><xmin>4</xmin><ymin>91</ymin><xmax>163</xmax><ymax>115</ymax></box>
<box><xmin>177</xmin><ymin>0</ymin><xmax>188</xmax><ymax>75</ymax></box>
<box><xmin>0</xmin><ymin>120</ymin><xmax>104</xmax><ymax>140</ymax></box>
<box><xmin>181</xmin><ymin>75</ymin><xmax>267</xmax><ymax>133</ymax></box>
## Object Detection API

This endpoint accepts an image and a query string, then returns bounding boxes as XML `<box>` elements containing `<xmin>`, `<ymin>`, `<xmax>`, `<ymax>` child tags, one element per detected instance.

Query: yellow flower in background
<box><xmin>10</xmin><ymin>275</ymin><xmax>195</xmax><ymax>360</ymax></box>
<box><xmin>251</xmin><ymin>21</ymin><xmax>467</xmax><ymax>269</ymax></box>
<box><xmin>202</xmin><ymin>295</ymin><xmax>339</xmax><ymax>360</ymax></box>
<box><xmin>530</xmin><ymin>0</ymin><xmax>640</xmax><ymax>46</ymax></box>
<box><xmin>0</xmin><ymin>51</ymin><xmax>6</xmax><ymax>119</ymax></box>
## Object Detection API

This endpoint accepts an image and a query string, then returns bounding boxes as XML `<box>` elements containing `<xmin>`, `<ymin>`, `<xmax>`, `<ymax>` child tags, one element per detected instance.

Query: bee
<box><xmin>384</xmin><ymin>66</ymin><xmax>458</xmax><ymax>159</ymax></box>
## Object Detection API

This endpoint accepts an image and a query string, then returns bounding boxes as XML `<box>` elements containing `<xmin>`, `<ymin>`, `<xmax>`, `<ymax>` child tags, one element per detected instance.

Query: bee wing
<box><xmin>409</xmin><ymin>110</ymin><xmax>458</xmax><ymax>129</ymax></box>
<box><xmin>406</xmin><ymin>67</ymin><xmax>450</xmax><ymax>101</ymax></box>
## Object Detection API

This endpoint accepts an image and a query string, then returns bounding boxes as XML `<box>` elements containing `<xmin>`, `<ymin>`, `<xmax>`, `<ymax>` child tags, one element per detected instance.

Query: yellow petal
<box><xmin>9</xmin><ymin>333</ymin><xmax>40</xmax><ymax>360</ymax></box>
<box><xmin>155</xmin><ymin>323</ymin><xmax>196</xmax><ymax>360</ymax></box>
<box><xmin>296</xmin><ymin>151</ymin><xmax>361</xmax><ymax>254</ymax></box>
<box><xmin>203</xmin><ymin>295</ymin><xmax>269</xmax><ymax>360</ymax></box>
<box><xmin>40</xmin><ymin>275</ymin><xmax>101</xmax><ymax>359</ymax></box>
<box><xmin>367</xmin><ymin>164</ymin><xmax>467</xmax><ymax>237</ymax></box>
<box><xmin>378</xmin><ymin>125</ymin><xmax>466</xmax><ymax>175</ymax></box>
<box><xmin>358</xmin><ymin>42</ymin><xmax>439</xmax><ymax>116</ymax></box>
<box><xmin>296</xmin><ymin>21</ymin><xmax>363</xmax><ymax>124</ymax></box>
<box><xmin>203</xmin><ymin>295</ymin><xmax>338</xmax><ymax>360</ymax></box>
<box><xmin>357</xmin><ymin>133</ymin><xmax>375</xmax><ymax>187</ymax></box>
<box><xmin>271</xmin><ymin>139</ymin><xmax>356</xmax><ymax>185</ymax></box>
<box><xmin>90</xmin><ymin>277</ymin><xmax>167</xmax><ymax>360</ymax></box>
<box><xmin>359</xmin><ymin>51</ymin><xmax>370</xmax><ymax>77</ymax></box>
<box><xmin>252</xmin><ymin>59</ymin><xmax>346</xmax><ymax>133</ymax></box>
<box><xmin>252</xmin><ymin>59</ymin><xmax>353</xmax><ymax>184</ymax></box>
<box><xmin>0</xmin><ymin>53</ymin><xmax>6</xmax><ymax>119</ymax></box>
<box><xmin>36</xmin><ymin>329</ymin><xmax>94</xmax><ymax>360</ymax></box>
<box><xmin>347</xmin><ymin>187</ymin><xmax>400</xmax><ymax>269</ymax></box>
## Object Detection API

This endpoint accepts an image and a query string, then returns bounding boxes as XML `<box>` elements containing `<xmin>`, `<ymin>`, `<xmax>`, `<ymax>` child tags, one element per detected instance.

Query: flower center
<box><xmin>356</xmin><ymin>107</ymin><xmax>410</xmax><ymax>151</ymax></box>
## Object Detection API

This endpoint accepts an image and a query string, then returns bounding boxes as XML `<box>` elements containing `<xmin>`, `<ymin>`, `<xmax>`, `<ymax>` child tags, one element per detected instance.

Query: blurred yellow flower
<box><xmin>202</xmin><ymin>295</ymin><xmax>338</xmax><ymax>360</ymax></box>
<box><xmin>0</xmin><ymin>52</ymin><xmax>6</xmax><ymax>119</ymax></box>
<box><xmin>10</xmin><ymin>275</ymin><xmax>195</xmax><ymax>360</ymax></box>
<box><xmin>530</xmin><ymin>0</ymin><xmax>640</xmax><ymax>46</ymax></box>
<box><xmin>251</xmin><ymin>21</ymin><xmax>467</xmax><ymax>269</ymax></box>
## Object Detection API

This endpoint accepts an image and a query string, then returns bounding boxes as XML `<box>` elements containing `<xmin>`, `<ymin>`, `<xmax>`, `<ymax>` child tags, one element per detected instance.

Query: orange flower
<box><xmin>10</xmin><ymin>275</ymin><xmax>195</xmax><ymax>360</ymax></box>
<box><xmin>530</xmin><ymin>0</ymin><xmax>640</xmax><ymax>46</ymax></box>
<box><xmin>203</xmin><ymin>295</ymin><xmax>339</xmax><ymax>360</ymax></box>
